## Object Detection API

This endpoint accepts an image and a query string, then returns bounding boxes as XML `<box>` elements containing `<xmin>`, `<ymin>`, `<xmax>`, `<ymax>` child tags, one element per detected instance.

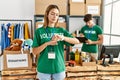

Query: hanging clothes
<box><xmin>6</xmin><ymin>23</ymin><xmax>11</xmax><ymax>47</ymax></box>
<box><xmin>10</xmin><ymin>24</ymin><xmax>14</xmax><ymax>42</ymax></box>
<box><xmin>16</xmin><ymin>23</ymin><xmax>21</xmax><ymax>38</ymax></box>
<box><xmin>1</xmin><ymin>24</ymin><xmax>7</xmax><ymax>51</ymax></box>
<box><xmin>14</xmin><ymin>23</ymin><xmax>20</xmax><ymax>39</ymax></box>
<box><xmin>19</xmin><ymin>23</ymin><xmax>24</xmax><ymax>39</ymax></box>
<box><xmin>0</xmin><ymin>24</ymin><xmax>1</xmax><ymax>44</ymax></box>
<box><xmin>24</xmin><ymin>23</ymin><xmax>30</xmax><ymax>39</ymax></box>
<box><xmin>0</xmin><ymin>22</ymin><xmax>31</xmax><ymax>52</ymax></box>
<box><xmin>0</xmin><ymin>24</ymin><xmax>1</xmax><ymax>53</ymax></box>
<box><xmin>8</xmin><ymin>24</ymin><xmax>11</xmax><ymax>38</ymax></box>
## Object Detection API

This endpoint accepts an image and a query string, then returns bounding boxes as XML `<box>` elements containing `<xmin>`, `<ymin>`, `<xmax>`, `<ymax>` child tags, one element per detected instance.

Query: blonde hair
<box><xmin>43</xmin><ymin>4</ymin><xmax>60</xmax><ymax>28</ymax></box>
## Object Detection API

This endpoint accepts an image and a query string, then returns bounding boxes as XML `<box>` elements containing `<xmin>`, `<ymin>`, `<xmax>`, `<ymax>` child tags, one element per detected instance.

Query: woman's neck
<box><xmin>48</xmin><ymin>23</ymin><xmax>55</xmax><ymax>27</ymax></box>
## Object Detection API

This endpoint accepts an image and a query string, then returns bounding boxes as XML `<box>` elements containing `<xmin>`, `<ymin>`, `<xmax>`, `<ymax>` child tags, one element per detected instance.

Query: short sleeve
<box><xmin>32</xmin><ymin>29</ymin><xmax>41</xmax><ymax>48</ymax></box>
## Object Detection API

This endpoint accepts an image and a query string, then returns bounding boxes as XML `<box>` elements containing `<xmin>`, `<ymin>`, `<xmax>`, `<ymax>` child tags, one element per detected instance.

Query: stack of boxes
<box><xmin>35</xmin><ymin>0</ymin><xmax>68</xmax><ymax>15</ymax></box>
<box><xmin>69</xmin><ymin>0</ymin><xmax>85</xmax><ymax>16</ymax></box>
<box><xmin>86</xmin><ymin>0</ymin><xmax>101</xmax><ymax>16</ymax></box>
<box><xmin>69</xmin><ymin>0</ymin><xmax>102</xmax><ymax>16</ymax></box>
<box><xmin>35</xmin><ymin>0</ymin><xmax>102</xmax><ymax>16</ymax></box>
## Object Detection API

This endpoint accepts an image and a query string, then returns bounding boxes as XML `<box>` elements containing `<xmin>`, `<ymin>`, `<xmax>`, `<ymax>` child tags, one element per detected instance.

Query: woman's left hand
<box><xmin>52</xmin><ymin>34</ymin><xmax>64</xmax><ymax>41</ymax></box>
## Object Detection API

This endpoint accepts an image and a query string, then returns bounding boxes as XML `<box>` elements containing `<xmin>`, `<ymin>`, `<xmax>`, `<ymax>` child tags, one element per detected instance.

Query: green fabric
<box><xmin>32</xmin><ymin>26</ymin><xmax>74</xmax><ymax>74</ymax></box>
<box><xmin>79</xmin><ymin>25</ymin><xmax>103</xmax><ymax>53</ymax></box>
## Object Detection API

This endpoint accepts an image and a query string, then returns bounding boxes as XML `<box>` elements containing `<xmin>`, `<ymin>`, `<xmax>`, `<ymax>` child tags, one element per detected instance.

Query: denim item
<box><xmin>14</xmin><ymin>24</ymin><xmax>17</xmax><ymax>39</ymax></box>
<box><xmin>0</xmin><ymin>24</ymin><xmax>1</xmax><ymax>44</ymax></box>
<box><xmin>14</xmin><ymin>24</ymin><xmax>20</xmax><ymax>39</ymax></box>
<box><xmin>37</xmin><ymin>71</ymin><xmax>65</xmax><ymax>80</ymax></box>
<box><xmin>6</xmin><ymin>23</ymin><xmax>11</xmax><ymax>47</ymax></box>
<box><xmin>16</xmin><ymin>23</ymin><xmax>20</xmax><ymax>38</ymax></box>
<box><xmin>19</xmin><ymin>24</ymin><xmax>24</xmax><ymax>39</ymax></box>
<box><xmin>1</xmin><ymin>24</ymin><xmax>7</xmax><ymax>51</ymax></box>
<box><xmin>0</xmin><ymin>24</ymin><xmax>1</xmax><ymax>51</ymax></box>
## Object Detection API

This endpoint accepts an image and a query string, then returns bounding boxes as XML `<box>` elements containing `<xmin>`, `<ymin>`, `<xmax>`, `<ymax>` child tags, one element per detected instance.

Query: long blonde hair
<box><xmin>43</xmin><ymin>4</ymin><xmax>60</xmax><ymax>28</ymax></box>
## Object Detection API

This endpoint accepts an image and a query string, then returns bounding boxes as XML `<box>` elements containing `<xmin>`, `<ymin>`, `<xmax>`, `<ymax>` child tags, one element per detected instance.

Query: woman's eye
<box><xmin>51</xmin><ymin>13</ymin><xmax>55</xmax><ymax>15</ymax></box>
<box><xmin>50</xmin><ymin>13</ymin><xmax>59</xmax><ymax>16</ymax></box>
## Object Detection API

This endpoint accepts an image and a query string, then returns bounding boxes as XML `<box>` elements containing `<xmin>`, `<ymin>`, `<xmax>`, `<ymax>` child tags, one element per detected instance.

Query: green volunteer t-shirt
<box><xmin>32</xmin><ymin>26</ymin><xmax>74</xmax><ymax>74</ymax></box>
<box><xmin>80</xmin><ymin>25</ymin><xmax>103</xmax><ymax>53</ymax></box>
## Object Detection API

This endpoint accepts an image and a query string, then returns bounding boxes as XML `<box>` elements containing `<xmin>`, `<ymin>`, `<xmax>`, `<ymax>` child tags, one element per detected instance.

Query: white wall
<box><xmin>0</xmin><ymin>0</ymin><xmax>35</xmax><ymax>39</ymax></box>
<box><xmin>0</xmin><ymin>0</ymin><xmax>35</xmax><ymax>20</ymax></box>
<box><xmin>69</xmin><ymin>18</ymin><xmax>97</xmax><ymax>33</ymax></box>
<box><xmin>69</xmin><ymin>18</ymin><xmax>85</xmax><ymax>33</ymax></box>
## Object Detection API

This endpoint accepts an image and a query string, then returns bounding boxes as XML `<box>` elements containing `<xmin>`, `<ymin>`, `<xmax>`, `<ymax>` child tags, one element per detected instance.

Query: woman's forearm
<box><xmin>64</xmin><ymin>37</ymin><xmax>80</xmax><ymax>44</ymax></box>
<box><xmin>32</xmin><ymin>43</ymin><xmax>48</xmax><ymax>55</ymax></box>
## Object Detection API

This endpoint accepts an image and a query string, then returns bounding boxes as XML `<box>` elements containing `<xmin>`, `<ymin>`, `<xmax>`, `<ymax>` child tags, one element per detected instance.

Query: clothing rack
<box><xmin>0</xmin><ymin>19</ymin><xmax>33</xmax><ymax>38</ymax></box>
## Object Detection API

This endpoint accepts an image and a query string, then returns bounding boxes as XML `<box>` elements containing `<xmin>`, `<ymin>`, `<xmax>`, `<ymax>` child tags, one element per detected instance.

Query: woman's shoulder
<box><xmin>55</xmin><ymin>27</ymin><xmax>66</xmax><ymax>30</ymax></box>
<box><xmin>35</xmin><ymin>27</ymin><xmax>45</xmax><ymax>32</ymax></box>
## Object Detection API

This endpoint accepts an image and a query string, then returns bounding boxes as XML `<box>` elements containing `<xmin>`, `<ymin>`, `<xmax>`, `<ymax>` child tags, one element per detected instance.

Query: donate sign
<box><xmin>6</xmin><ymin>54</ymin><xmax>28</xmax><ymax>68</ymax></box>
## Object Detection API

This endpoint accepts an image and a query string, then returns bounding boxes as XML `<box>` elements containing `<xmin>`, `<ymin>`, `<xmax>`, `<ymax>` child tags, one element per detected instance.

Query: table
<box><xmin>66</xmin><ymin>65</ymin><xmax>97</xmax><ymax>80</ymax></box>
<box><xmin>97</xmin><ymin>62</ymin><xmax>120</xmax><ymax>80</ymax></box>
<box><xmin>65</xmin><ymin>61</ymin><xmax>120</xmax><ymax>80</ymax></box>
<box><xmin>1</xmin><ymin>67</ymin><xmax>37</xmax><ymax>80</ymax></box>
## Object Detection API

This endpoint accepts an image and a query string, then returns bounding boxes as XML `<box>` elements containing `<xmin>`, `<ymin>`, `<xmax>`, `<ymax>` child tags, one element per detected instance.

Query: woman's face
<box><xmin>48</xmin><ymin>8</ymin><xmax>59</xmax><ymax>24</ymax></box>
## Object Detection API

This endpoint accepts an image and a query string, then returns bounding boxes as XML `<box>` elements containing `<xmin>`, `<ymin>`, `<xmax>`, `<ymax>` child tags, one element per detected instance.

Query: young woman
<box><xmin>32</xmin><ymin>4</ymin><xmax>79</xmax><ymax>80</ymax></box>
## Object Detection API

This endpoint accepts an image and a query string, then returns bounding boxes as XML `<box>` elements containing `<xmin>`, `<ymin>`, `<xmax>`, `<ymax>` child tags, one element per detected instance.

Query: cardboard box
<box><xmin>69</xmin><ymin>0</ymin><xmax>85</xmax><ymax>3</ymax></box>
<box><xmin>81</xmin><ymin>55</ymin><xmax>96</xmax><ymax>66</ymax></box>
<box><xmin>85</xmin><ymin>4</ymin><xmax>101</xmax><ymax>16</ymax></box>
<box><xmin>57</xmin><ymin>22</ymin><xmax>66</xmax><ymax>29</ymax></box>
<box><xmin>36</xmin><ymin>22</ymin><xmax>66</xmax><ymax>29</ymax></box>
<box><xmin>82</xmin><ymin>61</ymin><xmax>96</xmax><ymax>66</ymax></box>
<box><xmin>35</xmin><ymin>0</ymin><xmax>67</xmax><ymax>15</ymax></box>
<box><xmin>70</xmin><ymin>3</ymin><xmax>85</xmax><ymax>16</ymax></box>
<box><xmin>86</xmin><ymin>0</ymin><xmax>101</xmax><ymax>4</ymax></box>
<box><xmin>3</xmin><ymin>50</ymin><xmax>32</xmax><ymax>70</ymax></box>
